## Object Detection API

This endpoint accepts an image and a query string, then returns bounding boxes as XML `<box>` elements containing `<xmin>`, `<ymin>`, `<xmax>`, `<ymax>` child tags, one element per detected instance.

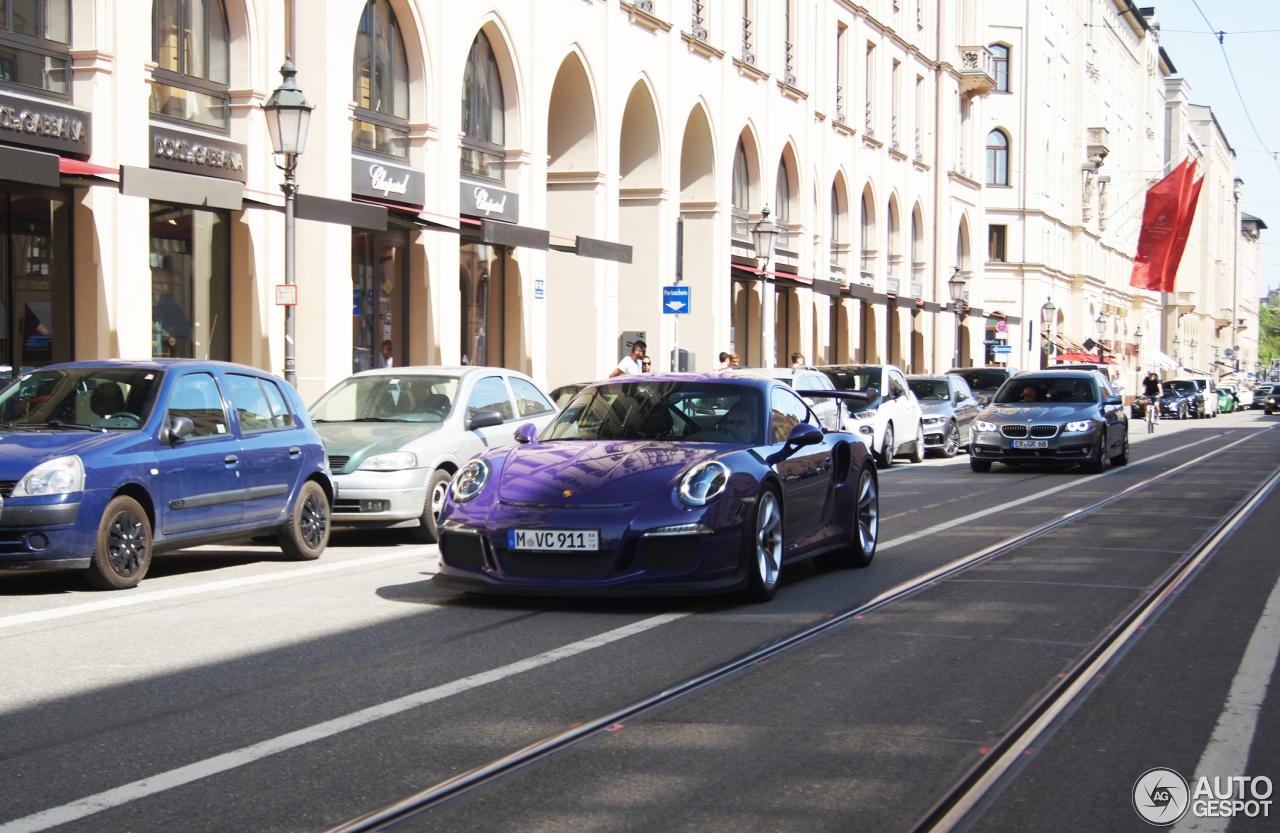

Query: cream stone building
<box><xmin>0</xmin><ymin>0</ymin><xmax>1002</xmax><ymax>403</ymax></box>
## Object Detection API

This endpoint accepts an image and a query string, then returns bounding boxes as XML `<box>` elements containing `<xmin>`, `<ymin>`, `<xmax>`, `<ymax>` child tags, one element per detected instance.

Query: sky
<box><xmin>1151</xmin><ymin>0</ymin><xmax>1280</xmax><ymax>297</ymax></box>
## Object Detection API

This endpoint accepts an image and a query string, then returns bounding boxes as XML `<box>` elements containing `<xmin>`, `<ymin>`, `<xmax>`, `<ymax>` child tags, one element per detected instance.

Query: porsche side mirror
<box><xmin>787</xmin><ymin>423</ymin><xmax>824</xmax><ymax>447</ymax></box>
<box><xmin>468</xmin><ymin>410</ymin><xmax>505</xmax><ymax>430</ymax></box>
<box><xmin>161</xmin><ymin>415</ymin><xmax>194</xmax><ymax>446</ymax></box>
<box><xmin>514</xmin><ymin>423</ymin><xmax>539</xmax><ymax>444</ymax></box>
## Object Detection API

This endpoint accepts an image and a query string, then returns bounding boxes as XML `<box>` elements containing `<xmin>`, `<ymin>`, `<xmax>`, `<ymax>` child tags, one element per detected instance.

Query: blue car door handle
<box><xmin>225</xmin><ymin>454</ymin><xmax>238</xmax><ymax>465</ymax></box>
<box><xmin>288</xmin><ymin>446</ymin><xmax>302</xmax><ymax>456</ymax></box>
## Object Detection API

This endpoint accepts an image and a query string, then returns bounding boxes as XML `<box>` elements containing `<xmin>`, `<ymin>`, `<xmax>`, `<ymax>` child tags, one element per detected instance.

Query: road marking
<box><xmin>0</xmin><ymin>612</ymin><xmax>689</xmax><ymax>833</ymax></box>
<box><xmin>0</xmin><ymin>549</ymin><xmax>431</xmax><ymax>632</ymax></box>
<box><xmin>1172</xmin><ymin>558</ymin><xmax>1280</xmax><ymax>833</ymax></box>
<box><xmin>878</xmin><ymin>434</ymin><xmax>1221</xmax><ymax>552</ymax></box>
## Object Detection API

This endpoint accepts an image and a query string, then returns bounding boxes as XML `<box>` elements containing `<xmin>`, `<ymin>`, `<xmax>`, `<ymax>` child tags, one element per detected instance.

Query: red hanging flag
<box><xmin>1161</xmin><ymin>169</ymin><xmax>1205</xmax><ymax>293</ymax></box>
<box><xmin>1129</xmin><ymin>158</ymin><xmax>1197</xmax><ymax>293</ymax></box>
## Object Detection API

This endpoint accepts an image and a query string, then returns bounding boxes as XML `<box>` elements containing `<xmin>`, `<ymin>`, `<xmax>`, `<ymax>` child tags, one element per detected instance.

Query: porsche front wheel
<box><xmin>742</xmin><ymin>485</ymin><xmax>784</xmax><ymax>603</ymax></box>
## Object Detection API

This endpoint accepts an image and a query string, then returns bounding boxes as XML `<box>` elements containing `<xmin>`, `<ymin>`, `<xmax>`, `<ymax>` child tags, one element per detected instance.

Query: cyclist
<box><xmin>1142</xmin><ymin>372</ymin><xmax>1163</xmax><ymax>422</ymax></box>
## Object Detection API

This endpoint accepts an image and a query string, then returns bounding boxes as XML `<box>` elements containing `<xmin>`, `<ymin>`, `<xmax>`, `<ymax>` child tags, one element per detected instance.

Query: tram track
<box><xmin>324</xmin><ymin>426</ymin><xmax>1279</xmax><ymax>833</ymax></box>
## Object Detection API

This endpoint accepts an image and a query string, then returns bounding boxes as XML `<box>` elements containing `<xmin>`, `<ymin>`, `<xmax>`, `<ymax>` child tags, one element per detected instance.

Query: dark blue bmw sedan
<box><xmin>0</xmin><ymin>360</ymin><xmax>333</xmax><ymax>589</ymax></box>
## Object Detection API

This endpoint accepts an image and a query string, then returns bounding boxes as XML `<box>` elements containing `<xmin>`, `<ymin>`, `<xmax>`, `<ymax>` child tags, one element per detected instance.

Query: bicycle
<box><xmin>1145</xmin><ymin>396</ymin><xmax>1157</xmax><ymax>433</ymax></box>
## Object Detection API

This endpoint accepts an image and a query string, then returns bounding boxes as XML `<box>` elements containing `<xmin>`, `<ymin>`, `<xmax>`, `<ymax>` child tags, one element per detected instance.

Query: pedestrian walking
<box><xmin>791</xmin><ymin>352</ymin><xmax>806</xmax><ymax>367</ymax></box>
<box><xmin>727</xmin><ymin>353</ymin><xmax>740</xmax><ymax>367</ymax></box>
<box><xmin>609</xmin><ymin>340</ymin><xmax>646</xmax><ymax>378</ymax></box>
<box><xmin>717</xmin><ymin>351</ymin><xmax>730</xmax><ymax>369</ymax></box>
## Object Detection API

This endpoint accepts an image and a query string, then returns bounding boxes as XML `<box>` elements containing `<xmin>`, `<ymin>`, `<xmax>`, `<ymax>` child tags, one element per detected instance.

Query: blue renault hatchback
<box><xmin>0</xmin><ymin>360</ymin><xmax>333</xmax><ymax>589</ymax></box>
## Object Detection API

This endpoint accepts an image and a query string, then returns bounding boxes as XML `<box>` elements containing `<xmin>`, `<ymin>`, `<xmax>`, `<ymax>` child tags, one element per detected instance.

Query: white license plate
<box><xmin>1011</xmin><ymin>439</ymin><xmax>1049</xmax><ymax>449</ymax></box>
<box><xmin>508</xmin><ymin>529</ymin><xmax>600</xmax><ymax>551</ymax></box>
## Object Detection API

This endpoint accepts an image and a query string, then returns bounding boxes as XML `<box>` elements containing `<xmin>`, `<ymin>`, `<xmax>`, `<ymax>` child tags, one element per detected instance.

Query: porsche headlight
<box><xmin>452</xmin><ymin>459</ymin><xmax>491</xmax><ymax>502</ymax></box>
<box><xmin>357</xmin><ymin>451</ymin><xmax>418</xmax><ymax>471</ymax></box>
<box><xmin>1064</xmin><ymin>420</ymin><xmax>1095</xmax><ymax>433</ymax></box>
<box><xmin>678</xmin><ymin>461</ymin><xmax>730</xmax><ymax>507</ymax></box>
<box><xmin>12</xmin><ymin>455</ymin><xmax>85</xmax><ymax>497</ymax></box>
<box><xmin>974</xmin><ymin>421</ymin><xmax>998</xmax><ymax>433</ymax></box>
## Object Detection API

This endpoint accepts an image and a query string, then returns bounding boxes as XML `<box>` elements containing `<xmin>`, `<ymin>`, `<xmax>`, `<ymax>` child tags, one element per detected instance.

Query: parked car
<box><xmin>719</xmin><ymin>367</ymin><xmax>844</xmax><ymax>434</ymax></box>
<box><xmin>1264</xmin><ymin>387</ymin><xmax>1280</xmax><ymax>415</ymax></box>
<box><xmin>969</xmin><ymin>369</ymin><xmax>1129</xmax><ymax>473</ymax></box>
<box><xmin>1249</xmin><ymin>384</ymin><xmax>1275</xmax><ymax>410</ymax></box>
<box><xmin>310</xmin><ymin>366</ymin><xmax>558</xmax><ymax>543</ymax></box>
<box><xmin>947</xmin><ymin>366</ymin><xmax>1021</xmax><ymax>406</ymax></box>
<box><xmin>550</xmin><ymin>381</ymin><xmax>593</xmax><ymax>410</ymax></box>
<box><xmin>818</xmin><ymin>364</ymin><xmax>925</xmax><ymax>467</ymax></box>
<box><xmin>1166</xmin><ymin>378</ymin><xmax>1219</xmax><ymax>418</ymax></box>
<box><xmin>907</xmin><ymin>374</ymin><xmax>980</xmax><ymax>457</ymax></box>
<box><xmin>1231</xmin><ymin>385</ymin><xmax>1254</xmax><ymax>410</ymax></box>
<box><xmin>1156</xmin><ymin>387</ymin><xmax>1195</xmax><ymax>420</ymax></box>
<box><xmin>0</xmin><ymin>360</ymin><xmax>333</xmax><ymax>589</ymax></box>
<box><xmin>1217</xmin><ymin>386</ymin><xmax>1237</xmax><ymax>414</ymax></box>
<box><xmin>432</xmin><ymin>373</ymin><xmax>879</xmax><ymax>602</ymax></box>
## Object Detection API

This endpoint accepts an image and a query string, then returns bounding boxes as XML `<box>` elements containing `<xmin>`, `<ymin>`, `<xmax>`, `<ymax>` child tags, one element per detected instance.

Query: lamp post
<box><xmin>1134</xmin><ymin>326</ymin><xmax>1143</xmax><ymax>372</ymax></box>
<box><xmin>262</xmin><ymin>57</ymin><xmax>315</xmax><ymax>388</ymax></box>
<box><xmin>1172</xmin><ymin>334</ymin><xmax>1181</xmax><ymax>368</ymax></box>
<box><xmin>752</xmin><ymin>206</ymin><xmax>779</xmax><ymax>368</ymax></box>
<box><xmin>948</xmin><ymin>267</ymin><xmax>967</xmax><ymax>369</ymax></box>
<box><xmin>1040</xmin><ymin>297</ymin><xmax>1056</xmax><ymax>367</ymax></box>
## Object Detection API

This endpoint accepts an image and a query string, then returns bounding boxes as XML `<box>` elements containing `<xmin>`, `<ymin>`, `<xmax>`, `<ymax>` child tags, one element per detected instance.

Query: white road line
<box><xmin>0</xmin><ymin>612</ymin><xmax>689</xmax><ymax>833</ymax></box>
<box><xmin>878</xmin><ymin>434</ymin><xmax>1221</xmax><ymax>552</ymax></box>
<box><xmin>1172</xmin><ymin>564</ymin><xmax>1280</xmax><ymax>833</ymax></box>
<box><xmin>0</xmin><ymin>549</ymin><xmax>430</xmax><ymax>631</ymax></box>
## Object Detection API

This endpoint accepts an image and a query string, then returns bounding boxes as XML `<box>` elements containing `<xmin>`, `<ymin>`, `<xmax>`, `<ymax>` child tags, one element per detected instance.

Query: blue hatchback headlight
<box><xmin>452</xmin><ymin>459</ymin><xmax>491</xmax><ymax>503</ymax></box>
<box><xmin>678</xmin><ymin>461</ymin><xmax>730</xmax><ymax>506</ymax></box>
<box><xmin>12</xmin><ymin>455</ymin><xmax>85</xmax><ymax>497</ymax></box>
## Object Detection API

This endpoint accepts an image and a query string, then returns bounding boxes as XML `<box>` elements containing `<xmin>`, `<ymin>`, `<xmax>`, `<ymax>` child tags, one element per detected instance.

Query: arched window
<box><xmin>990</xmin><ymin>44</ymin><xmax>1009</xmax><ymax>92</ymax></box>
<box><xmin>731</xmin><ymin>139</ymin><xmax>749</xmax><ymax>238</ymax></box>
<box><xmin>461</xmin><ymin>32</ymin><xmax>506</xmax><ymax>181</ymax></box>
<box><xmin>986</xmin><ymin>129</ymin><xmax>1009</xmax><ymax>186</ymax></box>
<box><xmin>0</xmin><ymin>1</ymin><xmax>70</xmax><ymax>96</ymax></box>
<box><xmin>353</xmin><ymin>0</ymin><xmax>410</xmax><ymax>158</ymax></box>
<box><xmin>152</xmin><ymin>0</ymin><xmax>230</xmax><ymax>129</ymax></box>
<box><xmin>860</xmin><ymin>192</ymin><xmax>873</xmax><ymax>274</ymax></box>
<box><xmin>830</xmin><ymin>184</ymin><xmax>840</xmax><ymax>265</ymax></box>
<box><xmin>776</xmin><ymin>159</ymin><xmax>791</xmax><ymax>248</ymax></box>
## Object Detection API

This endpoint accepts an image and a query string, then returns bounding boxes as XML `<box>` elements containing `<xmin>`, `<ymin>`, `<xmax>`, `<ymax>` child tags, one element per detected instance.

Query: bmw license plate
<box><xmin>508</xmin><ymin>529</ymin><xmax>599</xmax><ymax>551</ymax></box>
<box><xmin>1011</xmin><ymin>439</ymin><xmax>1049</xmax><ymax>449</ymax></box>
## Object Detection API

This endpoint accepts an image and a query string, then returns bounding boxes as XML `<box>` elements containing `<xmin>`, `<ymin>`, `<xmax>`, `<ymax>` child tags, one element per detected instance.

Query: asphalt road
<box><xmin>1</xmin><ymin>410</ymin><xmax>1277</xmax><ymax>833</ymax></box>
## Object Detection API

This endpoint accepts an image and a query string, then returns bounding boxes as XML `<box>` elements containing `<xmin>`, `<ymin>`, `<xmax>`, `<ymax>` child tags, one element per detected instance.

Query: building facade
<box><xmin>0</xmin><ymin>0</ymin><xmax>1003</xmax><ymax>403</ymax></box>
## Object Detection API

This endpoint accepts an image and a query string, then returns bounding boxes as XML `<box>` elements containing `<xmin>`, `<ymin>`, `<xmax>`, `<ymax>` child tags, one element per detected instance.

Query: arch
<box><xmin>956</xmin><ymin>214</ymin><xmax>972</xmax><ymax>273</ymax></box>
<box><xmin>860</xmin><ymin>182</ymin><xmax>877</xmax><ymax>275</ymax></box>
<box><xmin>152</xmin><ymin>0</ymin><xmax>231</xmax><ymax>129</ymax></box>
<box><xmin>986</xmin><ymin>128</ymin><xmax>1010</xmax><ymax>186</ymax></box>
<box><xmin>460</xmin><ymin>19</ymin><xmax>524</xmax><ymax>180</ymax></box>
<box><xmin>342</xmin><ymin>0</ymin><xmax>431</xmax><ymax>127</ymax></box>
<box><xmin>351</xmin><ymin>0</ymin><xmax>412</xmax><ymax>156</ymax></box>
<box><xmin>776</xmin><ymin>143</ymin><xmax>800</xmax><ymax>234</ymax></box>
<box><xmin>547</xmin><ymin>50</ymin><xmax>599</xmax><ymax>173</ymax></box>
<box><xmin>831</xmin><ymin>170</ymin><xmax>850</xmax><ymax>268</ymax></box>
<box><xmin>619</xmin><ymin>79</ymin><xmax>662</xmax><ymax>189</ymax></box>
<box><xmin>886</xmin><ymin>193</ymin><xmax>901</xmax><ymax>271</ymax></box>
<box><xmin>679</xmin><ymin>103</ymin><xmax>716</xmax><ymax>202</ymax></box>
<box><xmin>911</xmin><ymin>203</ymin><xmax>925</xmax><ymax>264</ymax></box>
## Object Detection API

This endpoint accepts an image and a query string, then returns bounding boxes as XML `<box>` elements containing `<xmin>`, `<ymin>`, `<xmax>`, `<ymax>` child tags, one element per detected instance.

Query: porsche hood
<box><xmin>495</xmin><ymin>441</ymin><xmax>726</xmax><ymax>506</ymax></box>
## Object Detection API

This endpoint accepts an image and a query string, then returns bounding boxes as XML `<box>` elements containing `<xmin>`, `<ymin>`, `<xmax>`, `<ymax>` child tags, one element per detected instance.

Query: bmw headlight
<box><xmin>452</xmin><ymin>459</ymin><xmax>491</xmax><ymax>502</ymax></box>
<box><xmin>921</xmin><ymin>415</ymin><xmax>945</xmax><ymax>426</ymax></box>
<box><xmin>1064</xmin><ymin>420</ymin><xmax>1095</xmax><ymax>433</ymax></box>
<box><xmin>851</xmin><ymin>407</ymin><xmax>878</xmax><ymax>421</ymax></box>
<box><xmin>974</xmin><ymin>421</ymin><xmax>998</xmax><ymax>433</ymax></box>
<box><xmin>678</xmin><ymin>461</ymin><xmax>730</xmax><ymax>506</ymax></box>
<box><xmin>12</xmin><ymin>456</ymin><xmax>85</xmax><ymax>497</ymax></box>
<box><xmin>357</xmin><ymin>451</ymin><xmax>418</xmax><ymax>471</ymax></box>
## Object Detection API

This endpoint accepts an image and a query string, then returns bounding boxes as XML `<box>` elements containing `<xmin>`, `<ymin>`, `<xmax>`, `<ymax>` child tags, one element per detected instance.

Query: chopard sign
<box><xmin>472</xmin><ymin>187</ymin><xmax>507</xmax><ymax>216</ymax></box>
<box><xmin>460</xmin><ymin>180</ymin><xmax>519</xmax><ymax>222</ymax></box>
<box><xmin>368</xmin><ymin>164</ymin><xmax>408</xmax><ymax>197</ymax></box>
<box><xmin>351</xmin><ymin>157</ymin><xmax>424</xmax><ymax>204</ymax></box>
<box><xmin>0</xmin><ymin>93</ymin><xmax>91</xmax><ymax>154</ymax></box>
<box><xmin>149</xmin><ymin>126</ymin><xmax>247</xmax><ymax>182</ymax></box>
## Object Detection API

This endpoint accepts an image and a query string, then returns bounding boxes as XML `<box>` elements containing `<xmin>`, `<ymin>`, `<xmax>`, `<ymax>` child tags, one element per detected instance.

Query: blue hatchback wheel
<box><xmin>86</xmin><ymin>496</ymin><xmax>152</xmax><ymax>590</ymax></box>
<box><xmin>279</xmin><ymin>480</ymin><xmax>330</xmax><ymax>561</ymax></box>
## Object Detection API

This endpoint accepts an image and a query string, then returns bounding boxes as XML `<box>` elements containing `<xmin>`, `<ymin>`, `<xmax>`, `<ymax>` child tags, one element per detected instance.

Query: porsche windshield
<box><xmin>994</xmin><ymin>377</ymin><xmax>1097</xmax><ymax>405</ymax></box>
<box><xmin>311</xmin><ymin>375</ymin><xmax>459</xmax><ymax>423</ymax></box>
<box><xmin>0</xmin><ymin>368</ymin><xmax>165</xmax><ymax>430</ymax></box>
<box><xmin>544</xmin><ymin>382</ymin><xmax>764</xmax><ymax>444</ymax></box>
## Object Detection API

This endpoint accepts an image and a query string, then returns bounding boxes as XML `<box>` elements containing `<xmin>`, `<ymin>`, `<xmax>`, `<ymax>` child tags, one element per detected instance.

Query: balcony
<box><xmin>958</xmin><ymin>46</ymin><xmax>996</xmax><ymax>96</ymax></box>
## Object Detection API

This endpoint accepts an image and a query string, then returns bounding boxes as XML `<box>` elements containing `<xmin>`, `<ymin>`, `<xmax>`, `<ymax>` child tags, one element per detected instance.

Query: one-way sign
<box><xmin>663</xmin><ymin>285</ymin><xmax>690</xmax><ymax>314</ymax></box>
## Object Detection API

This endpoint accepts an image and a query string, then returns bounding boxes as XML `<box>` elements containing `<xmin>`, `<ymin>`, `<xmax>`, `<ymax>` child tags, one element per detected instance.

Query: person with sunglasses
<box><xmin>721</xmin><ymin>401</ymin><xmax>758</xmax><ymax>443</ymax></box>
<box><xmin>641</xmin><ymin>357</ymin><xmax>652</xmax><ymax>372</ymax></box>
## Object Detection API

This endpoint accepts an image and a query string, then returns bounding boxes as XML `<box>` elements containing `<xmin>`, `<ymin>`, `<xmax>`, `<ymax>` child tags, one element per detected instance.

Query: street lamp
<box><xmin>262</xmin><ymin>57</ymin><xmax>315</xmax><ymax>388</ymax></box>
<box><xmin>1094</xmin><ymin>312</ymin><xmax>1108</xmax><ymax>361</ymax></box>
<box><xmin>1173</xmin><ymin>334</ymin><xmax>1181</xmax><ymax>367</ymax></box>
<box><xmin>948</xmin><ymin>267</ymin><xmax>967</xmax><ymax>369</ymax></box>
<box><xmin>1040</xmin><ymin>297</ymin><xmax>1056</xmax><ymax>366</ymax></box>
<box><xmin>1133</xmin><ymin>326</ymin><xmax>1143</xmax><ymax>371</ymax></box>
<box><xmin>752</xmin><ymin>206</ymin><xmax>779</xmax><ymax>368</ymax></box>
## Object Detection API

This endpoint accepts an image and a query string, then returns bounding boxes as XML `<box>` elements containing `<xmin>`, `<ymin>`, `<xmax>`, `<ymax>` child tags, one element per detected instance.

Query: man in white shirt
<box><xmin>609</xmin><ymin>340</ymin><xmax>646</xmax><ymax>377</ymax></box>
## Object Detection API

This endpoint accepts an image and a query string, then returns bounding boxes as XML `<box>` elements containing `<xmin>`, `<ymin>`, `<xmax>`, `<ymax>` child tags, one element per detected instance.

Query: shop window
<box><xmin>0</xmin><ymin>0</ymin><xmax>71</xmax><ymax>97</ymax></box>
<box><xmin>461</xmin><ymin>32</ymin><xmax>506</xmax><ymax>181</ymax></box>
<box><xmin>352</xmin><ymin>0</ymin><xmax>410</xmax><ymax>158</ymax></box>
<box><xmin>351</xmin><ymin>231</ymin><xmax>407</xmax><ymax>372</ymax></box>
<box><xmin>2</xmin><ymin>193</ymin><xmax>72</xmax><ymax>376</ymax></box>
<box><xmin>151</xmin><ymin>0</ymin><xmax>231</xmax><ymax>130</ymax></box>
<box><xmin>149</xmin><ymin>203</ymin><xmax>230</xmax><ymax>361</ymax></box>
<box><xmin>460</xmin><ymin>243</ymin><xmax>504</xmax><ymax>367</ymax></box>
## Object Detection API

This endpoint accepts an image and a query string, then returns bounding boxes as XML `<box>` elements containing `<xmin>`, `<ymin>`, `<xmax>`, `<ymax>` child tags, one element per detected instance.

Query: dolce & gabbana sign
<box><xmin>460</xmin><ymin>181</ymin><xmax>519</xmax><ymax>223</ymax></box>
<box><xmin>0</xmin><ymin>92</ymin><xmax>91</xmax><ymax>155</ymax></box>
<box><xmin>351</xmin><ymin>156</ymin><xmax>425</xmax><ymax>205</ymax></box>
<box><xmin>149</xmin><ymin>126</ymin><xmax>247</xmax><ymax>182</ymax></box>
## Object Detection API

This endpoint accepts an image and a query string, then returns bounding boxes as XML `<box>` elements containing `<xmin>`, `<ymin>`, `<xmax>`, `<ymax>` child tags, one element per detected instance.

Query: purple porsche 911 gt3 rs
<box><xmin>430</xmin><ymin>373</ymin><xmax>879</xmax><ymax>602</ymax></box>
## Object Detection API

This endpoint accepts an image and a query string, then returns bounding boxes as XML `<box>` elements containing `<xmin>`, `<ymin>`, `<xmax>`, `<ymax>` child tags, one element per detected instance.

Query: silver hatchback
<box><xmin>309</xmin><ymin>367</ymin><xmax>558</xmax><ymax>542</ymax></box>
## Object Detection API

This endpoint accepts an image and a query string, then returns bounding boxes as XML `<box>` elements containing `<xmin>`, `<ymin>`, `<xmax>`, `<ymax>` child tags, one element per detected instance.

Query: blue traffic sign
<box><xmin>663</xmin><ymin>285</ymin><xmax>690</xmax><ymax>314</ymax></box>
<box><xmin>992</xmin><ymin>345</ymin><xmax>1013</xmax><ymax>353</ymax></box>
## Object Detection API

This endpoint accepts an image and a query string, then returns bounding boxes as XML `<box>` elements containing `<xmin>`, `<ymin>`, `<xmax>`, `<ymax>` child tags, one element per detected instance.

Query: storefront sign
<box><xmin>351</xmin><ymin>157</ymin><xmax>425</xmax><ymax>205</ymax></box>
<box><xmin>460</xmin><ymin>180</ymin><xmax>519</xmax><ymax>223</ymax></box>
<box><xmin>149</xmin><ymin>125</ymin><xmax>246</xmax><ymax>182</ymax></box>
<box><xmin>0</xmin><ymin>92</ymin><xmax>91</xmax><ymax>155</ymax></box>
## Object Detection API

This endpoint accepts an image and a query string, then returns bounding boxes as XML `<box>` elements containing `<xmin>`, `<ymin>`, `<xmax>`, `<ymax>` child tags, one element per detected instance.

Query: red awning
<box><xmin>58</xmin><ymin>158</ymin><xmax>117</xmax><ymax>177</ymax></box>
<box><xmin>1055</xmin><ymin>351</ymin><xmax>1117</xmax><ymax>365</ymax></box>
